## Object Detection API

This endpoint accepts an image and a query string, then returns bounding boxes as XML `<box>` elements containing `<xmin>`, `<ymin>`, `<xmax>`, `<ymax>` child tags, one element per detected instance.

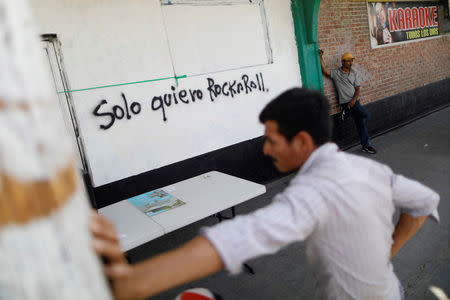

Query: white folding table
<box><xmin>99</xmin><ymin>171</ymin><xmax>266</xmax><ymax>251</ymax></box>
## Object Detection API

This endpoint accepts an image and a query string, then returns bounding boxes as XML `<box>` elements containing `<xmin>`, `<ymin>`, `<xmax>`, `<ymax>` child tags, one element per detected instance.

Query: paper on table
<box><xmin>127</xmin><ymin>189</ymin><xmax>185</xmax><ymax>217</ymax></box>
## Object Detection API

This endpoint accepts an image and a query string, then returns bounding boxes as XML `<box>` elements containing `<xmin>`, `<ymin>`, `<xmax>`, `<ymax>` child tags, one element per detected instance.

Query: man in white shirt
<box><xmin>91</xmin><ymin>88</ymin><xmax>439</xmax><ymax>300</ymax></box>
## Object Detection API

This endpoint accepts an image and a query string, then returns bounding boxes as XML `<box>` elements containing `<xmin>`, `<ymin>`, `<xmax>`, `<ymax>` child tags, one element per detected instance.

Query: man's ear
<box><xmin>294</xmin><ymin>131</ymin><xmax>316</xmax><ymax>152</ymax></box>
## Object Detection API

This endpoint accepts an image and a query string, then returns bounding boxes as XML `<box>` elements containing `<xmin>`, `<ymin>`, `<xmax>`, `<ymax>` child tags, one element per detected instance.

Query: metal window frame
<box><xmin>161</xmin><ymin>0</ymin><xmax>262</xmax><ymax>5</ymax></box>
<box><xmin>41</xmin><ymin>34</ymin><xmax>89</xmax><ymax>173</ymax></box>
<box><xmin>160</xmin><ymin>0</ymin><xmax>273</xmax><ymax>75</ymax></box>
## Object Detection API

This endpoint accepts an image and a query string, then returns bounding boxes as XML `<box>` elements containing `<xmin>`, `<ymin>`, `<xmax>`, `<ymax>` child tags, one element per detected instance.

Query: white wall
<box><xmin>30</xmin><ymin>0</ymin><xmax>301</xmax><ymax>187</ymax></box>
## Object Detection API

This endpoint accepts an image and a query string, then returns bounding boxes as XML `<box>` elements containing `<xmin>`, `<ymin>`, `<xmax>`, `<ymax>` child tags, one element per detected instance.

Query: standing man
<box><xmin>319</xmin><ymin>49</ymin><xmax>377</xmax><ymax>154</ymax></box>
<box><xmin>92</xmin><ymin>88</ymin><xmax>439</xmax><ymax>300</ymax></box>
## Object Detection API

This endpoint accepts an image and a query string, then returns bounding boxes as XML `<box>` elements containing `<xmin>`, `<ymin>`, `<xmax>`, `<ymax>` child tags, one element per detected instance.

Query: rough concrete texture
<box><xmin>127</xmin><ymin>106</ymin><xmax>449</xmax><ymax>300</ymax></box>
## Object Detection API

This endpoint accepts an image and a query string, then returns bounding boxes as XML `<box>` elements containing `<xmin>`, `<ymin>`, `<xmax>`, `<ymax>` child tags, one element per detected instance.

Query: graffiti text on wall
<box><xmin>93</xmin><ymin>72</ymin><xmax>268</xmax><ymax>130</ymax></box>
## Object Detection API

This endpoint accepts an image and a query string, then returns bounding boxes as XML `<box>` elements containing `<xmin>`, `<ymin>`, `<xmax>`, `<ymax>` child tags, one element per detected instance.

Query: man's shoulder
<box><xmin>349</xmin><ymin>68</ymin><xmax>358</xmax><ymax>76</ymax></box>
<box><xmin>343</xmin><ymin>152</ymin><xmax>393</xmax><ymax>177</ymax></box>
<box><xmin>310</xmin><ymin>150</ymin><xmax>391</xmax><ymax>178</ymax></box>
<box><xmin>330</xmin><ymin>68</ymin><xmax>341</xmax><ymax>76</ymax></box>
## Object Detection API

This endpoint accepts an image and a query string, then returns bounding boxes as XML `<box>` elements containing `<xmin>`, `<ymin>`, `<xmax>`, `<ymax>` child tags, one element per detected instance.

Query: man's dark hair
<box><xmin>259</xmin><ymin>88</ymin><xmax>332</xmax><ymax>145</ymax></box>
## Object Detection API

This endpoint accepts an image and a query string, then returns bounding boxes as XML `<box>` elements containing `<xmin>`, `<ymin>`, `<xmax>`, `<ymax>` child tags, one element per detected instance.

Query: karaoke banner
<box><xmin>367</xmin><ymin>2</ymin><xmax>440</xmax><ymax>48</ymax></box>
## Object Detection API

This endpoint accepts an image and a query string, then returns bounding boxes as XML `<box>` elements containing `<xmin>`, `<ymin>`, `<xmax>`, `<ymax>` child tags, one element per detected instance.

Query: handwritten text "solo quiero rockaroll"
<box><xmin>93</xmin><ymin>73</ymin><xmax>268</xmax><ymax>130</ymax></box>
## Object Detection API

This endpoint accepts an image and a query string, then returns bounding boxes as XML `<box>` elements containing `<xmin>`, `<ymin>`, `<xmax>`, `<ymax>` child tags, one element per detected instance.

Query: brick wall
<box><xmin>318</xmin><ymin>0</ymin><xmax>450</xmax><ymax>114</ymax></box>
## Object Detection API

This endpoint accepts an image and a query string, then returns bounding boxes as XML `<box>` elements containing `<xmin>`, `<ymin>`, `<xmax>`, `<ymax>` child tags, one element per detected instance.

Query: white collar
<box><xmin>298</xmin><ymin>143</ymin><xmax>338</xmax><ymax>175</ymax></box>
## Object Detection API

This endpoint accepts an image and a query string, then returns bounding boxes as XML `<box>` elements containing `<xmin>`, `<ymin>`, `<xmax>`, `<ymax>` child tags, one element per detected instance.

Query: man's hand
<box><xmin>318</xmin><ymin>49</ymin><xmax>330</xmax><ymax>77</ymax></box>
<box><xmin>90</xmin><ymin>211</ymin><xmax>138</xmax><ymax>300</ymax></box>
<box><xmin>347</xmin><ymin>99</ymin><xmax>356</xmax><ymax>108</ymax></box>
<box><xmin>390</xmin><ymin>213</ymin><xmax>427</xmax><ymax>259</ymax></box>
<box><xmin>348</xmin><ymin>87</ymin><xmax>360</xmax><ymax>108</ymax></box>
<box><xmin>90</xmin><ymin>211</ymin><xmax>224</xmax><ymax>300</ymax></box>
<box><xmin>382</xmin><ymin>28</ymin><xmax>392</xmax><ymax>44</ymax></box>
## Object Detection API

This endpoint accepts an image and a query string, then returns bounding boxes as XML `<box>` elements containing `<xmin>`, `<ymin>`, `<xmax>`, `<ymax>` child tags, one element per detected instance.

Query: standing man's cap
<box><xmin>341</xmin><ymin>52</ymin><xmax>354</xmax><ymax>60</ymax></box>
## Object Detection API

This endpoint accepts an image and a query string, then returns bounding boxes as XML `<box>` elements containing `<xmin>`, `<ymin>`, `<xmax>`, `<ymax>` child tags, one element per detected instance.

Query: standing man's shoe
<box><xmin>362</xmin><ymin>146</ymin><xmax>377</xmax><ymax>154</ymax></box>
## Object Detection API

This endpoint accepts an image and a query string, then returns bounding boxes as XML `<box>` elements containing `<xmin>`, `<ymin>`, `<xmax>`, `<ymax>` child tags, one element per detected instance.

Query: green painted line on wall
<box><xmin>60</xmin><ymin>2</ymin><xmax>323</xmax><ymax>94</ymax></box>
<box><xmin>57</xmin><ymin>75</ymin><xmax>187</xmax><ymax>94</ymax></box>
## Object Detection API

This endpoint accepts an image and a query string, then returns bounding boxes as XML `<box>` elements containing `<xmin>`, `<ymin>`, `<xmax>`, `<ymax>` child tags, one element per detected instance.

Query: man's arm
<box><xmin>389</xmin><ymin>172</ymin><xmax>440</xmax><ymax>259</ymax></box>
<box><xmin>90</xmin><ymin>212</ymin><xmax>224</xmax><ymax>300</ymax></box>
<box><xmin>347</xmin><ymin>86</ymin><xmax>360</xmax><ymax>108</ymax></box>
<box><xmin>390</xmin><ymin>213</ymin><xmax>427</xmax><ymax>259</ymax></box>
<box><xmin>319</xmin><ymin>49</ymin><xmax>331</xmax><ymax>77</ymax></box>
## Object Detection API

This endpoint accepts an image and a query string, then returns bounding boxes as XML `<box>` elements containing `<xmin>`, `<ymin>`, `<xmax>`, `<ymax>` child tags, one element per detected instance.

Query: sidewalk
<box><xmin>128</xmin><ymin>106</ymin><xmax>450</xmax><ymax>300</ymax></box>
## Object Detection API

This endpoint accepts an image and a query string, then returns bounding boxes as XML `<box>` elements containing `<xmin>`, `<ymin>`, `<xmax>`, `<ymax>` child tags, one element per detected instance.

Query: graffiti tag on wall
<box><xmin>93</xmin><ymin>72</ymin><xmax>268</xmax><ymax>130</ymax></box>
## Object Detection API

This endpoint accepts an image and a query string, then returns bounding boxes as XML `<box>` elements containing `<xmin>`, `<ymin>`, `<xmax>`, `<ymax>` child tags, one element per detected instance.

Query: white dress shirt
<box><xmin>202</xmin><ymin>143</ymin><xmax>439</xmax><ymax>299</ymax></box>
